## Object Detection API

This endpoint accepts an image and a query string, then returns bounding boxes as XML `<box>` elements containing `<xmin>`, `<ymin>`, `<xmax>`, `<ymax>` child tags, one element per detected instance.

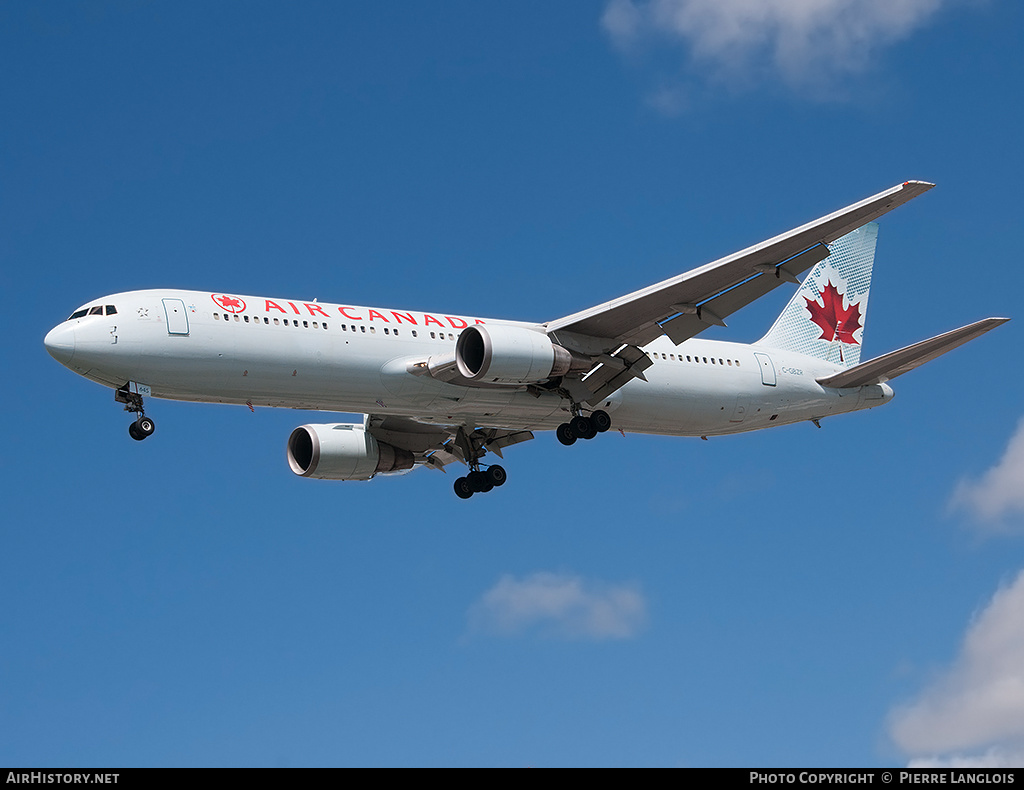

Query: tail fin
<box><xmin>758</xmin><ymin>222</ymin><xmax>877</xmax><ymax>368</ymax></box>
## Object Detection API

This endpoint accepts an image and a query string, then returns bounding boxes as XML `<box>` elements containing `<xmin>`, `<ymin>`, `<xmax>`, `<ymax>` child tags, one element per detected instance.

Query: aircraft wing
<box><xmin>816</xmin><ymin>318</ymin><xmax>1009</xmax><ymax>389</ymax></box>
<box><xmin>364</xmin><ymin>414</ymin><xmax>533</xmax><ymax>472</ymax></box>
<box><xmin>545</xmin><ymin>181</ymin><xmax>935</xmax><ymax>405</ymax></box>
<box><xmin>547</xmin><ymin>181</ymin><xmax>934</xmax><ymax>349</ymax></box>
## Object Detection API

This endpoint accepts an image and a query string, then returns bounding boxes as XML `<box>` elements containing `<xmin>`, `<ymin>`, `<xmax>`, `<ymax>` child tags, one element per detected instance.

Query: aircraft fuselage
<box><xmin>44</xmin><ymin>289</ymin><xmax>893</xmax><ymax>438</ymax></box>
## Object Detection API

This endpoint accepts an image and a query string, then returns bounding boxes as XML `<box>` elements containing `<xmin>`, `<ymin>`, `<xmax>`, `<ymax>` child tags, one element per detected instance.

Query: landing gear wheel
<box><xmin>556</xmin><ymin>423</ymin><xmax>577</xmax><ymax>446</ymax></box>
<box><xmin>467</xmin><ymin>470</ymin><xmax>489</xmax><ymax>493</ymax></box>
<box><xmin>487</xmin><ymin>465</ymin><xmax>507</xmax><ymax>487</ymax></box>
<box><xmin>136</xmin><ymin>416</ymin><xmax>155</xmax><ymax>437</ymax></box>
<box><xmin>454</xmin><ymin>477</ymin><xmax>474</xmax><ymax>499</ymax></box>
<box><xmin>128</xmin><ymin>422</ymin><xmax>144</xmax><ymax>441</ymax></box>
<box><xmin>570</xmin><ymin>415</ymin><xmax>596</xmax><ymax>440</ymax></box>
<box><xmin>591</xmin><ymin>410</ymin><xmax>612</xmax><ymax>433</ymax></box>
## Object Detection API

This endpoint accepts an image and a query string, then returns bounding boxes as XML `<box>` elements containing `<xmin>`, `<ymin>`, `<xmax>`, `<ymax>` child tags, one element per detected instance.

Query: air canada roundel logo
<box><xmin>212</xmin><ymin>293</ymin><xmax>246</xmax><ymax>313</ymax></box>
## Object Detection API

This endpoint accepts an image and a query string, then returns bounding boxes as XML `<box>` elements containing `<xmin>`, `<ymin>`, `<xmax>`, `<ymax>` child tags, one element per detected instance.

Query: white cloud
<box><xmin>602</xmin><ymin>0</ymin><xmax>954</xmax><ymax>91</ymax></box>
<box><xmin>907</xmin><ymin>748</ymin><xmax>1024</xmax><ymax>768</ymax></box>
<box><xmin>889</xmin><ymin>570</ymin><xmax>1024</xmax><ymax>765</ymax></box>
<box><xmin>951</xmin><ymin>418</ymin><xmax>1024</xmax><ymax>527</ymax></box>
<box><xmin>468</xmin><ymin>572</ymin><xmax>647</xmax><ymax>641</ymax></box>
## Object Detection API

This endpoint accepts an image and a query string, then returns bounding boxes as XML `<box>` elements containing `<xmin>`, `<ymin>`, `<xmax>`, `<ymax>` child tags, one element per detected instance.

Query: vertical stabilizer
<box><xmin>758</xmin><ymin>222</ymin><xmax>877</xmax><ymax>368</ymax></box>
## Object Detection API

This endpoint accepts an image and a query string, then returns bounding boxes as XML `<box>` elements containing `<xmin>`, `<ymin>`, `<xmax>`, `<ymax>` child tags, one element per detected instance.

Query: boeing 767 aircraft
<box><xmin>44</xmin><ymin>182</ymin><xmax>1007</xmax><ymax>498</ymax></box>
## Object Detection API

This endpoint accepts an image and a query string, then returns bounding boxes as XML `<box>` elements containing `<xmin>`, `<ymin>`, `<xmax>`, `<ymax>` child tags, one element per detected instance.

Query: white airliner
<box><xmin>44</xmin><ymin>182</ymin><xmax>1006</xmax><ymax>498</ymax></box>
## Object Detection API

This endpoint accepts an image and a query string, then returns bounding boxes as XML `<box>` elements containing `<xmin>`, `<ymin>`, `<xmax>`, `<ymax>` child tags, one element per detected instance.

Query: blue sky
<box><xmin>3</xmin><ymin>0</ymin><xmax>1024</xmax><ymax>767</ymax></box>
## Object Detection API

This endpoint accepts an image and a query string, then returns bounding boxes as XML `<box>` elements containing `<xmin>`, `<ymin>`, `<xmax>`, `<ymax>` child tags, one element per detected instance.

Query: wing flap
<box><xmin>816</xmin><ymin>318</ymin><xmax>1009</xmax><ymax>388</ymax></box>
<box><xmin>579</xmin><ymin>345</ymin><xmax>654</xmax><ymax>405</ymax></box>
<box><xmin>546</xmin><ymin>181</ymin><xmax>934</xmax><ymax>346</ymax></box>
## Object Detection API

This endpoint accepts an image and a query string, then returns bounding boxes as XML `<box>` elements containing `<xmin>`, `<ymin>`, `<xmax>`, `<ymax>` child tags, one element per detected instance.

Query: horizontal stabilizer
<box><xmin>816</xmin><ymin>318</ymin><xmax>1009</xmax><ymax>389</ymax></box>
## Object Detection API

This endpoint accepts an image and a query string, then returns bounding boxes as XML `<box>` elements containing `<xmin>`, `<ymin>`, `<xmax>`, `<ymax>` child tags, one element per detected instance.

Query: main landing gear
<box><xmin>450</xmin><ymin>426</ymin><xmax>511</xmax><ymax>500</ymax></box>
<box><xmin>115</xmin><ymin>384</ymin><xmax>156</xmax><ymax>442</ymax></box>
<box><xmin>556</xmin><ymin>409</ymin><xmax>611</xmax><ymax>446</ymax></box>
<box><xmin>453</xmin><ymin>464</ymin><xmax>507</xmax><ymax>500</ymax></box>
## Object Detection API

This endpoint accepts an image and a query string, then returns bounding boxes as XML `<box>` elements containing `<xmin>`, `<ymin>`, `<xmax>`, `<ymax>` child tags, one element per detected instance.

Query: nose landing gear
<box><xmin>128</xmin><ymin>416</ymin><xmax>155</xmax><ymax>441</ymax></box>
<box><xmin>115</xmin><ymin>383</ymin><xmax>156</xmax><ymax>442</ymax></box>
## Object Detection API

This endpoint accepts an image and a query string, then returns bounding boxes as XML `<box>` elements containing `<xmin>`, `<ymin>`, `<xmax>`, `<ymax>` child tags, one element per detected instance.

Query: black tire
<box><xmin>487</xmin><ymin>465</ymin><xmax>507</xmax><ymax>487</ymax></box>
<box><xmin>571</xmin><ymin>415</ymin><xmax>596</xmax><ymax>440</ymax></box>
<box><xmin>556</xmin><ymin>423</ymin><xmax>576</xmax><ymax>446</ymax></box>
<box><xmin>591</xmin><ymin>409</ymin><xmax>612</xmax><ymax>433</ymax></box>
<box><xmin>136</xmin><ymin>416</ymin><xmax>155</xmax><ymax>437</ymax></box>
<box><xmin>128</xmin><ymin>422</ymin><xmax>144</xmax><ymax>441</ymax></box>
<box><xmin>468</xmin><ymin>470</ymin><xmax>487</xmax><ymax>493</ymax></box>
<box><xmin>454</xmin><ymin>477</ymin><xmax>474</xmax><ymax>499</ymax></box>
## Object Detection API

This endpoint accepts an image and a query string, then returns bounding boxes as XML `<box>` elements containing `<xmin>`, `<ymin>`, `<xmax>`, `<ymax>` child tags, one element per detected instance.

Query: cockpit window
<box><xmin>67</xmin><ymin>304</ymin><xmax>118</xmax><ymax>320</ymax></box>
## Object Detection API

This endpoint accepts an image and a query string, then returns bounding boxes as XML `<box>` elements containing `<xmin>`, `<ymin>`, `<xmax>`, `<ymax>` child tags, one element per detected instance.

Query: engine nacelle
<box><xmin>287</xmin><ymin>423</ymin><xmax>414</xmax><ymax>481</ymax></box>
<box><xmin>455</xmin><ymin>324</ymin><xmax>578</xmax><ymax>384</ymax></box>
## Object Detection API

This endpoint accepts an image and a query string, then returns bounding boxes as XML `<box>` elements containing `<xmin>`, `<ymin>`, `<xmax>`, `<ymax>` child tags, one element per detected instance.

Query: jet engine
<box><xmin>455</xmin><ymin>324</ymin><xmax>583</xmax><ymax>384</ymax></box>
<box><xmin>287</xmin><ymin>423</ymin><xmax>414</xmax><ymax>480</ymax></box>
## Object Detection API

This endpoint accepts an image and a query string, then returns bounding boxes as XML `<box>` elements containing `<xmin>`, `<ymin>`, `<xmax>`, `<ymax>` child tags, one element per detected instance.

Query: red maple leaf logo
<box><xmin>805</xmin><ymin>281</ymin><xmax>862</xmax><ymax>345</ymax></box>
<box><xmin>212</xmin><ymin>294</ymin><xmax>246</xmax><ymax>313</ymax></box>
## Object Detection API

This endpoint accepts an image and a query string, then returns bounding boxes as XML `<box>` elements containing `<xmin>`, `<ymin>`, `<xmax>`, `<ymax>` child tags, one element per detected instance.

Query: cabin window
<box><xmin>727</xmin><ymin>359</ymin><xmax>732</xmax><ymax>366</ymax></box>
<box><xmin>430</xmin><ymin>332</ymin><xmax>436</xmax><ymax>339</ymax></box>
<box><xmin>384</xmin><ymin>328</ymin><xmax>390</xmax><ymax>335</ymax></box>
<box><xmin>412</xmin><ymin>330</ymin><xmax>418</xmax><ymax>337</ymax></box>
<box><xmin>370</xmin><ymin>327</ymin><xmax>376</xmax><ymax>334</ymax></box>
<box><xmin>703</xmin><ymin>357</ymin><xmax>707</xmax><ymax>363</ymax></box>
<box><xmin>244</xmin><ymin>316</ymin><xmax>250</xmax><ymax>323</ymax></box>
<box><xmin>303</xmin><ymin>321</ymin><xmax>309</xmax><ymax>328</ymax></box>
<box><xmin>213</xmin><ymin>313</ymin><xmax>219</xmax><ymax>320</ymax></box>
<box><xmin>361</xmin><ymin>326</ymin><xmax>366</xmax><ymax>333</ymax></box>
<box><xmin>284</xmin><ymin>319</ymin><xmax>289</xmax><ymax>326</ymax></box>
<box><xmin>234</xmin><ymin>315</ymin><xmax>239</xmax><ymax>322</ymax></box>
<box><xmin>274</xmin><ymin>318</ymin><xmax>280</xmax><ymax>325</ymax></box>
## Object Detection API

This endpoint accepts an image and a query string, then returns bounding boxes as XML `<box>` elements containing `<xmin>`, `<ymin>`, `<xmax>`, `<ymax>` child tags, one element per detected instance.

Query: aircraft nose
<box><xmin>44</xmin><ymin>323</ymin><xmax>76</xmax><ymax>366</ymax></box>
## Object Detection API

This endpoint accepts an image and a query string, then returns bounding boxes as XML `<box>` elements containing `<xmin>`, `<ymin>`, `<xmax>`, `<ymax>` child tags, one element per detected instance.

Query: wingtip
<box><xmin>902</xmin><ymin>180</ymin><xmax>936</xmax><ymax>190</ymax></box>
